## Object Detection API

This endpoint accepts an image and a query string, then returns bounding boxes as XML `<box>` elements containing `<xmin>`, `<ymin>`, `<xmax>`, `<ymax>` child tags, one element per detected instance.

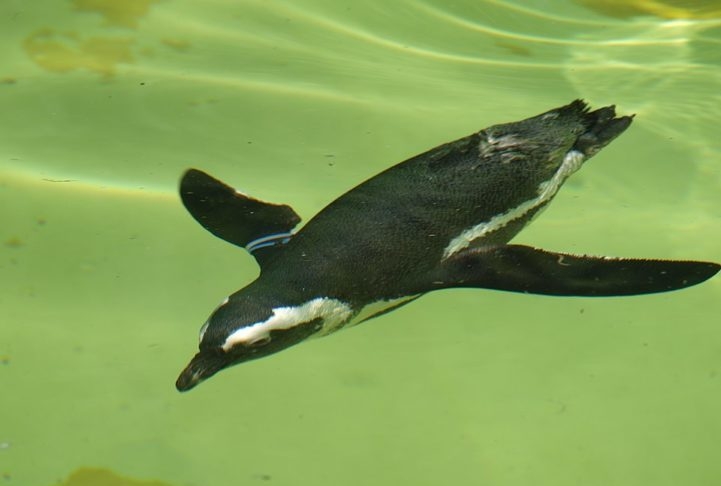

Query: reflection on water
<box><xmin>1</xmin><ymin>1</ymin><xmax>720</xmax><ymax>486</ymax></box>
<box><xmin>11</xmin><ymin>0</ymin><xmax>721</xmax><ymax>162</ymax></box>
<box><xmin>564</xmin><ymin>15</ymin><xmax>721</xmax><ymax>162</ymax></box>
<box><xmin>575</xmin><ymin>0</ymin><xmax>721</xmax><ymax>20</ymax></box>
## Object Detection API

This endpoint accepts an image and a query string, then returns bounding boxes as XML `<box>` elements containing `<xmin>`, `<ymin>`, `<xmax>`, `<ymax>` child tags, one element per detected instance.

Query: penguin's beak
<box><xmin>176</xmin><ymin>350</ymin><xmax>226</xmax><ymax>392</ymax></box>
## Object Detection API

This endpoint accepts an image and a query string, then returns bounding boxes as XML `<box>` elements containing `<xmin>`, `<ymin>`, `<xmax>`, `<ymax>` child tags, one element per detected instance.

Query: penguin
<box><xmin>175</xmin><ymin>100</ymin><xmax>720</xmax><ymax>391</ymax></box>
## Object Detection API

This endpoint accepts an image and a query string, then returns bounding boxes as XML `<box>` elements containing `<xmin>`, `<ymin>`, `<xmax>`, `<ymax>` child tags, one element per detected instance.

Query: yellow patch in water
<box><xmin>71</xmin><ymin>0</ymin><xmax>162</xmax><ymax>29</ymax></box>
<box><xmin>161</xmin><ymin>38</ymin><xmax>192</xmax><ymax>52</ymax></box>
<box><xmin>4</xmin><ymin>237</ymin><xmax>24</xmax><ymax>248</ymax></box>
<box><xmin>494</xmin><ymin>41</ymin><xmax>532</xmax><ymax>57</ymax></box>
<box><xmin>57</xmin><ymin>467</ymin><xmax>173</xmax><ymax>486</ymax></box>
<box><xmin>575</xmin><ymin>0</ymin><xmax>721</xmax><ymax>19</ymax></box>
<box><xmin>23</xmin><ymin>29</ymin><xmax>133</xmax><ymax>77</ymax></box>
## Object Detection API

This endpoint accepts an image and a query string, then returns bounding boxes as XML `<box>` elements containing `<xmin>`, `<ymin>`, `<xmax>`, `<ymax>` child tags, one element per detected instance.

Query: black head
<box><xmin>176</xmin><ymin>291</ymin><xmax>350</xmax><ymax>391</ymax></box>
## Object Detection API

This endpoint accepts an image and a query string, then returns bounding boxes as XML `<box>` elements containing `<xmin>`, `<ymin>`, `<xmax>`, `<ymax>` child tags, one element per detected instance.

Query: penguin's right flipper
<box><xmin>429</xmin><ymin>245</ymin><xmax>720</xmax><ymax>296</ymax></box>
<box><xmin>180</xmin><ymin>169</ymin><xmax>301</xmax><ymax>260</ymax></box>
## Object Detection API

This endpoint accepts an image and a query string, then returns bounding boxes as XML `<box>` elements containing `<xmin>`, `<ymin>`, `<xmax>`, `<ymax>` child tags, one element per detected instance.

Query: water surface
<box><xmin>2</xmin><ymin>1</ymin><xmax>720</xmax><ymax>485</ymax></box>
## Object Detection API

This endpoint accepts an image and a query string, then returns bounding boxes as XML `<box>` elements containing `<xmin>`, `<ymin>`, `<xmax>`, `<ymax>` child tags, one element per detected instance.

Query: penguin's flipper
<box><xmin>180</xmin><ymin>169</ymin><xmax>301</xmax><ymax>259</ymax></box>
<box><xmin>430</xmin><ymin>245</ymin><xmax>720</xmax><ymax>296</ymax></box>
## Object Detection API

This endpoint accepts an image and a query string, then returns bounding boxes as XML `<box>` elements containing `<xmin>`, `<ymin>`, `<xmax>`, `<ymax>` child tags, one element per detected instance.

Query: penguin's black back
<box><xmin>258</xmin><ymin>101</ymin><xmax>623</xmax><ymax>303</ymax></box>
<box><xmin>261</xmin><ymin>139</ymin><xmax>560</xmax><ymax>300</ymax></box>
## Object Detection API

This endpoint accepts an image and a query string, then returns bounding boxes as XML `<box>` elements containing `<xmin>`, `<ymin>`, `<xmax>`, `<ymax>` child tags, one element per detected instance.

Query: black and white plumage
<box><xmin>175</xmin><ymin>100</ymin><xmax>719</xmax><ymax>391</ymax></box>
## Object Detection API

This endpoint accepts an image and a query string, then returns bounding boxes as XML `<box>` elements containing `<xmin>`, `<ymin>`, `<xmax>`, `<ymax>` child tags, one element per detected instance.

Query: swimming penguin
<box><xmin>175</xmin><ymin>100</ymin><xmax>720</xmax><ymax>391</ymax></box>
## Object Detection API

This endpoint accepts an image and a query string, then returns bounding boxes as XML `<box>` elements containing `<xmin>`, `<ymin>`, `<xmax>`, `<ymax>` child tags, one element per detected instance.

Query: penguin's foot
<box><xmin>574</xmin><ymin>102</ymin><xmax>634</xmax><ymax>158</ymax></box>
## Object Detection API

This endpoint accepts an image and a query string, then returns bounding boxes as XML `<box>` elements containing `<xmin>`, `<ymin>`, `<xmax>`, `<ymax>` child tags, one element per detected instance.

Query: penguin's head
<box><xmin>176</xmin><ymin>292</ymin><xmax>352</xmax><ymax>391</ymax></box>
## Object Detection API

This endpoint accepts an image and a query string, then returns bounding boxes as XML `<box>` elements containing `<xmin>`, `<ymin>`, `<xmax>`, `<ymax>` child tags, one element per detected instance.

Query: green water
<box><xmin>2</xmin><ymin>1</ymin><xmax>721</xmax><ymax>485</ymax></box>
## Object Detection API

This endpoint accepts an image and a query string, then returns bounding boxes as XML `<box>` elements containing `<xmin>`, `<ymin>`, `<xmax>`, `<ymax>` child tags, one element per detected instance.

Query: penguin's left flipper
<box><xmin>430</xmin><ymin>245</ymin><xmax>720</xmax><ymax>296</ymax></box>
<box><xmin>180</xmin><ymin>169</ymin><xmax>301</xmax><ymax>261</ymax></box>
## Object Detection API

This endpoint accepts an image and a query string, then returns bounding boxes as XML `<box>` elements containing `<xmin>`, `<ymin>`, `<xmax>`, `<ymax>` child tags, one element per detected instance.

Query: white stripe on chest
<box><xmin>442</xmin><ymin>149</ymin><xmax>585</xmax><ymax>259</ymax></box>
<box><xmin>221</xmin><ymin>295</ymin><xmax>420</xmax><ymax>351</ymax></box>
<box><xmin>222</xmin><ymin>298</ymin><xmax>353</xmax><ymax>351</ymax></box>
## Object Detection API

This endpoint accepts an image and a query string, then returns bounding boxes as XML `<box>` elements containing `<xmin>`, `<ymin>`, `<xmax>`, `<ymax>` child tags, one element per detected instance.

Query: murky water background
<box><xmin>2</xmin><ymin>1</ymin><xmax>720</xmax><ymax>485</ymax></box>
